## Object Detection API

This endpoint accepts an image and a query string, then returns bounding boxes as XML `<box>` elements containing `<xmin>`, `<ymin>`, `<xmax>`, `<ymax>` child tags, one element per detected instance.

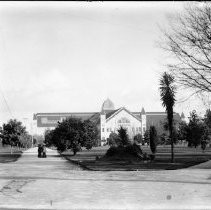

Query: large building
<box><xmin>33</xmin><ymin>98</ymin><xmax>183</xmax><ymax>146</ymax></box>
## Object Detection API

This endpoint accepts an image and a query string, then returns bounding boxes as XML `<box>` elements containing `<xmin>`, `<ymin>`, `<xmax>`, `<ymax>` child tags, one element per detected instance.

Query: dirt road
<box><xmin>0</xmin><ymin>147</ymin><xmax>210</xmax><ymax>209</ymax></box>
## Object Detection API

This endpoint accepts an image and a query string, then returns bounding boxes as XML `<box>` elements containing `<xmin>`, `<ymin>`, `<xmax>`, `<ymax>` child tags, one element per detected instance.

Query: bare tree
<box><xmin>161</xmin><ymin>3</ymin><xmax>211</xmax><ymax>94</ymax></box>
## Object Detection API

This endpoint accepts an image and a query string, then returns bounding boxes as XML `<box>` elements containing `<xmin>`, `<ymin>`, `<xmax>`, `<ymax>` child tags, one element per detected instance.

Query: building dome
<box><xmin>101</xmin><ymin>98</ymin><xmax>115</xmax><ymax>112</ymax></box>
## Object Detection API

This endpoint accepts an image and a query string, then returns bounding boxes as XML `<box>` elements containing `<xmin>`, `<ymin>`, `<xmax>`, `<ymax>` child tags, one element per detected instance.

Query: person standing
<box><xmin>43</xmin><ymin>145</ymin><xmax>47</xmax><ymax>158</ymax></box>
<box><xmin>38</xmin><ymin>144</ymin><xmax>43</xmax><ymax>158</ymax></box>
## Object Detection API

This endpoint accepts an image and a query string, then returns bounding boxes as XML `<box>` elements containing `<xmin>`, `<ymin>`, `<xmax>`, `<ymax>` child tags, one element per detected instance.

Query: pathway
<box><xmin>0</xmin><ymin>147</ymin><xmax>211</xmax><ymax>209</ymax></box>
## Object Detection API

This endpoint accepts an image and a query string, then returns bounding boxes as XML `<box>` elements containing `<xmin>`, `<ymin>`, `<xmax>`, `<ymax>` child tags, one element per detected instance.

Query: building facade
<box><xmin>33</xmin><ymin>98</ymin><xmax>183</xmax><ymax>146</ymax></box>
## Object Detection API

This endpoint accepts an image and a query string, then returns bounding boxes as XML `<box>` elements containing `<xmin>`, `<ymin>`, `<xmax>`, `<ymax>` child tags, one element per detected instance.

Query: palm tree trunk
<box><xmin>10</xmin><ymin>145</ymin><xmax>13</xmax><ymax>154</ymax></box>
<box><xmin>170</xmin><ymin>127</ymin><xmax>174</xmax><ymax>163</ymax></box>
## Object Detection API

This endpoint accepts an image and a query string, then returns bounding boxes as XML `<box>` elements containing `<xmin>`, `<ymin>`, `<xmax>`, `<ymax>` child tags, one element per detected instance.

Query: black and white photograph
<box><xmin>0</xmin><ymin>1</ymin><xmax>211</xmax><ymax>209</ymax></box>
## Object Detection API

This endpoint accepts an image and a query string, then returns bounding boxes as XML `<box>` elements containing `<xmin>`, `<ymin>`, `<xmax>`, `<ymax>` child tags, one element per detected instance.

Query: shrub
<box><xmin>133</xmin><ymin>134</ymin><xmax>143</xmax><ymax>144</ymax></box>
<box><xmin>124</xmin><ymin>144</ymin><xmax>137</xmax><ymax>156</ymax></box>
<box><xmin>105</xmin><ymin>146</ymin><xmax>119</xmax><ymax>157</ymax></box>
<box><xmin>125</xmin><ymin>143</ymin><xmax>143</xmax><ymax>157</ymax></box>
<box><xmin>143</xmin><ymin>152</ymin><xmax>150</xmax><ymax>161</ymax></box>
<box><xmin>149</xmin><ymin>154</ymin><xmax>155</xmax><ymax>161</ymax></box>
<box><xmin>104</xmin><ymin>143</ymin><xmax>144</xmax><ymax>160</ymax></box>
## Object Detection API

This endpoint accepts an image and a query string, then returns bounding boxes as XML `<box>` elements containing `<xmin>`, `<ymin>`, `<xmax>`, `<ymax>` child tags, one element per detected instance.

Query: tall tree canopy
<box><xmin>204</xmin><ymin>109</ymin><xmax>211</xmax><ymax>131</ymax></box>
<box><xmin>44</xmin><ymin>117</ymin><xmax>98</xmax><ymax>155</ymax></box>
<box><xmin>161</xmin><ymin>3</ymin><xmax>211</xmax><ymax>94</ymax></box>
<box><xmin>0</xmin><ymin>119</ymin><xmax>29</xmax><ymax>148</ymax></box>
<box><xmin>182</xmin><ymin>110</ymin><xmax>208</xmax><ymax>148</ymax></box>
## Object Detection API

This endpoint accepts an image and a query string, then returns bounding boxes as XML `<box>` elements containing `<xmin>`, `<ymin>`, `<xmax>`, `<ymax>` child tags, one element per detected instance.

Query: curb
<box><xmin>60</xmin><ymin>154</ymin><xmax>94</xmax><ymax>171</ymax></box>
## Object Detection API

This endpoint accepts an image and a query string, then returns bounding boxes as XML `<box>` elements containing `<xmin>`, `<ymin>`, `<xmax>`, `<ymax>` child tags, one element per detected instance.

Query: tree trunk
<box><xmin>10</xmin><ymin>145</ymin><xmax>13</xmax><ymax>154</ymax></box>
<box><xmin>170</xmin><ymin>127</ymin><xmax>174</xmax><ymax>163</ymax></box>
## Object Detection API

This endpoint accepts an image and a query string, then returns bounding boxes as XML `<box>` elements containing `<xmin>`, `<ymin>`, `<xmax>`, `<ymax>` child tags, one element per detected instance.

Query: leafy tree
<box><xmin>204</xmin><ymin>109</ymin><xmax>211</xmax><ymax>143</ymax></box>
<box><xmin>44</xmin><ymin>129</ymin><xmax>55</xmax><ymax>147</ymax></box>
<box><xmin>159</xmin><ymin>72</ymin><xmax>176</xmax><ymax>162</ymax></box>
<box><xmin>0</xmin><ymin>126</ymin><xmax>3</xmax><ymax>146</ymax></box>
<box><xmin>143</xmin><ymin>129</ymin><xmax>150</xmax><ymax>146</ymax></box>
<box><xmin>107</xmin><ymin>132</ymin><xmax>120</xmax><ymax>147</ymax></box>
<box><xmin>83</xmin><ymin>120</ymin><xmax>98</xmax><ymax>150</ymax></box>
<box><xmin>185</xmin><ymin>111</ymin><xmax>207</xmax><ymax>148</ymax></box>
<box><xmin>158</xmin><ymin>133</ymin><xmax>168</xmax><ymax>145</ymax></box>
<box><xmin>204</xmin><ymin>109</ymin><xmax>211</xmax><ymax>130</ymax></box>
<box><xmin>201</xmin><ymin>139</ymin><xmax>208</xmax><ymax>152</ymax></box>
<box><xmin>149</xmin><ymin>126</ymin><xmax>158</xmax><ymax>154</ymax></box>
<box><xmin>162</xmin><ymin>119</ymin><xmax>179</xmax><ymax>145</ymax></box>
<box><xmin>178</xmin><ymin>121</ymin><xmax>188</xmax><ymax>141</ymax></box>
<box><xmin>19</xmin><ymin>133</ymin><xmax>32</xmax><ymax>148</ymax></box>
<box><xmin>117</xmin><ymin>126</ymin><xmax>130</xmax><ymax>146</ymax></box>
<box><xmin>177</xmin><ymin>111</ymin><xmax>210</xmax><ymax>150</ymax></box>
<box><xmin>0</xmin><ymin>119</ymin><xmax>27</xmax><ymax>152</ymax></box>
<box><xmin>54</xmin><ymin>117</ymin><xmax>83</xmax><ymax>155</ymax></box>
<box><xmin>160</xmin><ymin>3</ymin><xmax>211</xmax><ymax>94</ymax></box>
<box><xmin>45</xmin><ymin>117</ymin><xmax>98</xmax><ymax>155</ymax></box>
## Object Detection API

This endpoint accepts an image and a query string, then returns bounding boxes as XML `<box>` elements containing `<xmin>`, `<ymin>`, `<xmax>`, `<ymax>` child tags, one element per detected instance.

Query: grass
<box><xmin>0</xmin><ymin>146</ymin><xmax>23</xmax><ymax>163</ymax></box>
<box><xmin>62</xmin><ymin>145</ymin><xmax>211</xmax><ymax>171</ymax></box>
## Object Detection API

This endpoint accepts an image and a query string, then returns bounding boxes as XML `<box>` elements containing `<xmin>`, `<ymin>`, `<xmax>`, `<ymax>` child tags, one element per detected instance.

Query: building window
<box><xmin>102</xmin><ymin>128</ymin><xmax>104</xmax><ymax>132</ymax></box>
<box><xmin>118</xmin><ymin>117</ymin><xmax>130</xmax><ymax>124</ymax></box>
<box><xmin>139</xmin><ymin>127</ymin><xmax>141</xmax><ymax>131</ymax></box>
<box><xmin>136</xmin><ymin>127</ymin><xmax>139</xmax><ymax>132</ymax></box>
<box><xmin>143</xmin><ymin>127</ymin><xmax>146</xmax><ymax>133</ymax></box>
<box><xmin>107</xmin><ymin>128</ymin><xmax>109</xmax><ymax>132</ymax></box>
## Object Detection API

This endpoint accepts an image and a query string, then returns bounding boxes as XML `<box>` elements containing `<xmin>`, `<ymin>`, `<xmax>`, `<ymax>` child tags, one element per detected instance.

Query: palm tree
<box><xmin>159</xmin><ymin>72</ymin><xmax>176</xmax><ymax>163</ymax></box>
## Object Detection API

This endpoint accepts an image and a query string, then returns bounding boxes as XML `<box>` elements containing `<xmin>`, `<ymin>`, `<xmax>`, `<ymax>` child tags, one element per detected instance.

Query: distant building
<box><xmin>33</xmin><ymin>98</ymin><xmax>183</xmax><ymax>146</ymax></box>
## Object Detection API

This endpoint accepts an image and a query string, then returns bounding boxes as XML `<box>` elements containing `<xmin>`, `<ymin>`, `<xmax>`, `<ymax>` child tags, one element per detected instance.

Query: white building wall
<box><xmin>100</xmin><ymin>113</ymin><xmax>107</xmax><ymax>145</ymax></box>
<box><xmin>35</xmin><ymin>127</ymin><xmax>55</xmax><ymax>136</ymax></box>
<box><xmin>101</xmin><ymin>109</ymin><xmax>142</xmax><ymax>145</ymax></box>
<box><xmin>141</xmin><ymin>114</ymin><xmax>146</xmax><ymax>137</ymax></box>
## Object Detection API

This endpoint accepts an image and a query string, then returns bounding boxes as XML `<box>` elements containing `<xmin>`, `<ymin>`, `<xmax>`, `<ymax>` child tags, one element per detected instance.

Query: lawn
<box><xmin>62</xmin><ymin>145</ymin><xmax>211</xmax><ymax>171</ymax></box>
<box><xmin>0</xmin><ymin>146</ymin><xmax>23</xmax><ymax>163</ymax></box>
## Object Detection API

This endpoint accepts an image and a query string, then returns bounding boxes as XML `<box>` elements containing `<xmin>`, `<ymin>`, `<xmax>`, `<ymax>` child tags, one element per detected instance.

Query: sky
<box><xmin>0</xmin><ymin>1</ymin><xmax>209</xmax><ymax>133</ymax></box>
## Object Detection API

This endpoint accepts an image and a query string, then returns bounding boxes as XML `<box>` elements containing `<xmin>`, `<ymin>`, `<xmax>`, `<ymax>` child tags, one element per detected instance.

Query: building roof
<box><xmin>132</xmin><ymin>111</ymin><xmax>180</xmax><ymax>115</ymax></box>
<box><xmin>88</xmin><ymin>112</ymin><xmax>101</xmax><ymax>125</ymax></box>
<box><xmin>34</xmin><ymin>112</ymin><xmax>98</xmax><ymax>127</ymax></box>
<box><xmin>34</xmin><ymin>110</ymin><xmax>182</xmax><ymax>129</ymax></box>
<box><xmin>106</xmin><ymin>107</ymin><xmax>142</xmax><ymax>122</ymax></box>
<box><xmin>33</xmin><ymin>112</ymin><xmax>97</xmax><ymax>119</ymax></box>
<box><xmin>105</xmin><ymin>108</ymin><xmax>121</xmax><ymax>119</ymax></box>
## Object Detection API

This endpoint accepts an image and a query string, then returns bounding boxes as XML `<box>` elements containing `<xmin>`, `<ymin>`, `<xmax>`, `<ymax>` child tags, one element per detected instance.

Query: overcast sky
<box><xmin>0</xmin><ymin>1</ymin><xmax>208</xmax><ymax>132</ymax></box>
